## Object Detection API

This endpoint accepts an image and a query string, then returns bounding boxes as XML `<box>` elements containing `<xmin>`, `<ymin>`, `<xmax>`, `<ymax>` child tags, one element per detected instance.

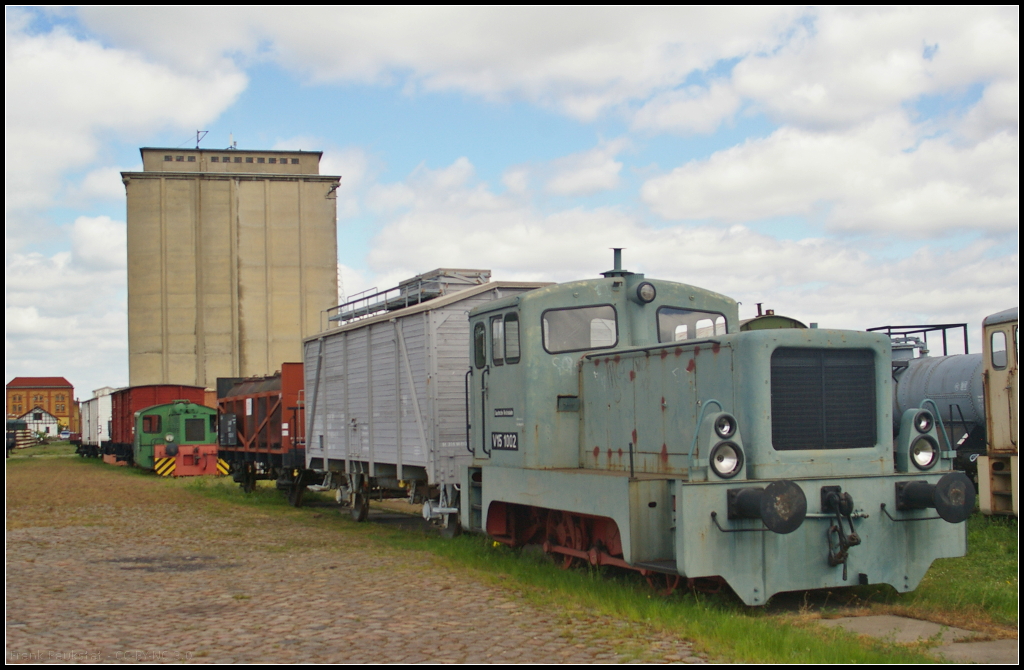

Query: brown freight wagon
<box><xmin>108</xmin><ymin>385</ymin><xmax>207</xmax><ymax>465</ymax></box>
<box><xmin>218</xmin><ymin>363</ymin><xmax>307</xmax><ymax>502</ymax></box>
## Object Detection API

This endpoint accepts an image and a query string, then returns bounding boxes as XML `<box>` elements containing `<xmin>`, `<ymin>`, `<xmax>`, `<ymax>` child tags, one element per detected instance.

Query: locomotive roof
<box><xmin>468</xmin><ymin>274</ymin><xmax>737</xmax><ymax>318</ymax></box>
<box><xmin>983</xmin><ymin>307</ymin><xmax>1018</xmax><ymax>327</ymax></box>
<box><xmin>306</xmin><ymin>281</ymin><xmax>550</xmax><ymax>341</ymax></box>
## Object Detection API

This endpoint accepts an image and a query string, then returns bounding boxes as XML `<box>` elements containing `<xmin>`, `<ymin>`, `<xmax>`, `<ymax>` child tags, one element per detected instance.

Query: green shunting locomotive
<box><xmin>133</xmin><ymin>400</ymin><xmax>225</xmax><ymax>477</ymax></box>
<box><xmin>461</xmin><ymin>250</ymin><xmax>973</xmax><ymax>605</ymax></box>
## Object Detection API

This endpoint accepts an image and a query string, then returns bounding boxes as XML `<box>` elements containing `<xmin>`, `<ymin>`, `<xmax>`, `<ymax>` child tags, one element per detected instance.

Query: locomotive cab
<box><xmin>463</xmin><ymin>252</ymin><xmax>971</xmax><ymax>605</ymax></box>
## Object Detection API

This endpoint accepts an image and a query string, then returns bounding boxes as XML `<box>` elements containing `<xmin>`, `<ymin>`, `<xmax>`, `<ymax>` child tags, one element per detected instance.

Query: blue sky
<box><xmin>5</xmin><ymin>7</ymin><xmax>1019</xmax><ymax>397</ymax></box>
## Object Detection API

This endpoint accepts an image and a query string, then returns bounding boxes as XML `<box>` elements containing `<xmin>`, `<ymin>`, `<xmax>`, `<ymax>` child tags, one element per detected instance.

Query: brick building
<box><xmin>6</xmin><ymin>377</ymin><xmax>78</xmax><ymax>431</ymax></box>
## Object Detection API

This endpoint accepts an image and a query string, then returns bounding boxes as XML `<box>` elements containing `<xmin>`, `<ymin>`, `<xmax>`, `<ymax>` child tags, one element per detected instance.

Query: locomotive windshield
<box><xmin>542</xmin><ymin>305</ymin><xmax>617</xmax><ymax>353</ymax></box>
<box><xmin>657</xmin><ymin>307</ymin><xmax>727</xmax><ymax>343</ymax></box>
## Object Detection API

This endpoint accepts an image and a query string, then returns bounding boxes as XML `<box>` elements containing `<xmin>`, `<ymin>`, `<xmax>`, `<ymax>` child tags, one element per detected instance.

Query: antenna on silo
<box><xmin>195</xmin><ymin>130</ymin><xmax>208</xmax><ymax>148</ymax></box>
<box><xmin>229</xmin><ymin>132</ymin><xmax>237</xmax><ymax>150</ymax></box>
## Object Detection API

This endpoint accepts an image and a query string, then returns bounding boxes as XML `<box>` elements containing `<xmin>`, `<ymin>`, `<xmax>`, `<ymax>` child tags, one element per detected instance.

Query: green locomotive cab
<box><xmin>133</xmin><ymin>400</ymin><xmax>225</xmax><ymax>477</ymax></box>
<box><xmin>462</xmin><ymin>251</ymin><xmax>972</xmax><ymax>605</ymax></box>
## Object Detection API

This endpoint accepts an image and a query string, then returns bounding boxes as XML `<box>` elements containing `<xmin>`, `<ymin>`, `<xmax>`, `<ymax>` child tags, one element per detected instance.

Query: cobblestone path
<box><xmin>6</xmin><ymin>460</ymin><xmax>706</xmax><ymax>664</ymax></box>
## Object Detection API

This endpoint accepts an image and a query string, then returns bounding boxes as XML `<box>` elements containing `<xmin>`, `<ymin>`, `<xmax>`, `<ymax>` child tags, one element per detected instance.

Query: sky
<box><xmin>5</xmin><ymin>6</ymin><xmax>1019</xmax><ymax>399</ymax></box>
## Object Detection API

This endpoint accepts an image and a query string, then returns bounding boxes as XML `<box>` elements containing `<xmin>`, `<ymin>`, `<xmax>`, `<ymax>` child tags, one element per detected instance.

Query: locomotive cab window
<box><xmin>657</xmin><ymin>307</ymin><xmax>727</xmax><ymax>343</ymax></box>
<box><xmin>542</xmin><ymin>305</ymin><xmax>617</xmax><ymax>354</ymax></box>
<box><xmin>142</xmin><ymin>415</ymin><xmax>161</xmax><ymax>433</ymax></box>
<box><xmin>990</xmin><ymin>330</ymin><xmax>1008</xmax><ymax>369</ymax></box>
<box><xmin>491</xmin><ymin>316</ymin><xmax>504</xmax><ymax>366</ymax></box>
<box><xmin>504</xmin><ymin>313</ymin><xmax>521</xmax><ymax>364</ymax></box>
<box><xmin>473</xmin><ymin>322</ymin><xmax>487</xmax><ymax>369</ymax></box>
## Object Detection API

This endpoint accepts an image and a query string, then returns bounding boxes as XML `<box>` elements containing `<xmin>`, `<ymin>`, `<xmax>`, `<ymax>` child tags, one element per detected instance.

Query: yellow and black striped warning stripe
<box><xmin>216</xmin><ymin>459</ymin><xmax>231</xmax><ymax>476</ymax></box>
<box><xmin>154</xmin><ymin>457</ymin><xmax>176</xmax><ymax>477</ymax></box>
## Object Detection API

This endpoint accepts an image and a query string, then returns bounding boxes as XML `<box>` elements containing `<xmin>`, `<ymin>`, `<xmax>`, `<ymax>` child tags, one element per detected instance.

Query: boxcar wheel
<box><xmin>350</xmin><ymin>491</ymin><xmax>369</xmax><ymax>522</ymax></box>
<box><xmin>288</xmin><ymin>471</ymin><xmax>306</xmax><ymax>508</ymax></box>
<box><xmin>242</xmin><ymin>465</ymin><xmax>257</xmax><ymax>493</ymax></box>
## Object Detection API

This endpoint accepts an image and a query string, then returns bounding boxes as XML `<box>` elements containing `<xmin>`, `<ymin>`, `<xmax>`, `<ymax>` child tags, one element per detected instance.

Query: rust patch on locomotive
<box><xmin>629</xmin><ymin>370</ymin><xmax>636</xmax><ymax>381</ymax></box>
<box><xmin>686</xmin><ymin>359</ymin><xmax>696</xmax><ymax>373</ymax></box>
<box><xmin>712</xmin><ymin>342</ymin><xmax>721</xmax><ymax>354</ymax></box>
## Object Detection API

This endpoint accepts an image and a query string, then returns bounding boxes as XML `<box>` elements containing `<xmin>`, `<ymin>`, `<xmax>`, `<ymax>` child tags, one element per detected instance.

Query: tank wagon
<box><xmin>133</xmin><ymin>400</ymin><xmax>224</xmax><ymax>476</ymax></box>
<box><xmin>459</xmin><ymin>251</ymin><xmax>973</xmax><ymax>605</ymax></box>
<box><xmin>108</xmin><ymin>385</ymin><xmax>209</xmax><ymax>466</ymax></box>
<box><xmin>303</xmin><ymin>269</ymin><xmax>547</xmax><ymax>526</ymax></box>
<box><xmin>218</xmin><ymin>363</ymin><xmax>308</xmax><ymax>503</ymax></box>
<box><xmin>872</xmin><ymin>309</ymin><xmax>1018</xmax><ymax>516</ymax></box>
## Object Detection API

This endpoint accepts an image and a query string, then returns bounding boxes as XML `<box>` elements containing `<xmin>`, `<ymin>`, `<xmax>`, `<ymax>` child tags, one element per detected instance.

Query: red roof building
<box><xmin>6</xmin><ymin>377</ymin><xmax>78</xmax><ymax>431</ymax></box>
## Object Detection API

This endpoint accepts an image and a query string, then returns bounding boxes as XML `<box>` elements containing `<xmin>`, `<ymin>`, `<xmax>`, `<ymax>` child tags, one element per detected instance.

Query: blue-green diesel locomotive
<box><xmin>460</xmin><ymin>252</ymin><xmax>973</xmax><ymax>605</ymax></box>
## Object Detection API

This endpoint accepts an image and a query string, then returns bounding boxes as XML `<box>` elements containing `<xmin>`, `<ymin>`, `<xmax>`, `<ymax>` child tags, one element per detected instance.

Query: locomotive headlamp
<box><xmin>636</xmin><ymin>282</ymin><xmax>656</xmax><ymax>303</ymax></box>
<box><xmin>165</xmin><ymin>433</ymin><xmax>175</xmax><ymax>443</ymax></box>
<box><xmin>709</xmin><ymin>441</ymin><xmax>743</xmax><ymax>479</ymax></box>
<box><xmin>913</xmin><ymin>410</ymin><xmax>934</xmax><ymax>434</ymax></box>
<box><xmin>910</xmin><ymin>435</ymin><xmax>938</xmax><ymax>470</ymax></box>
<box><xmin>714</xmin><ymin>414</ymin><xmax>737</xmax><ymax>439</ymax></box>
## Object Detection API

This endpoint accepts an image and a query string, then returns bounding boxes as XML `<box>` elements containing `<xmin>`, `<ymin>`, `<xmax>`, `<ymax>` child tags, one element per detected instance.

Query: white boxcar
<box><xmin>303</xmin><ymin>269</ymin><xmax>545</xmax><ymax>525</ymax></box>
<box><xmin>78</xmin><ymin>386</ymin><xmax>118</xmax><ymax>458</ymax></box>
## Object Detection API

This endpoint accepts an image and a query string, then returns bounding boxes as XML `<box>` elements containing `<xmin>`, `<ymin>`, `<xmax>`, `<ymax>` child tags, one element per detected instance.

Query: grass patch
<box><xmin>367</xmin><ymin>526</ymin><xmax>943</xmax><ymax>663</ymax></box>
<box><xmin>839</xmin><ymin>513</ymin><xmax>1018</xmax><ymax>630</ymax></box>
<box><xmin>179</xmin><ymin>482</ymin><xmax>950</xmax><ymax>663</ymax></box>
<box><xmin>7</xmin><ymin>440</ymin><xmax>77</xmax><ymax>458</ymax></box>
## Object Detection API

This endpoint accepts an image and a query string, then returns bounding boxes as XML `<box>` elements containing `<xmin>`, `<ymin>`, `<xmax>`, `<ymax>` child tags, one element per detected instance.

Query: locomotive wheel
<box><xmin>350</xmin><ymin>491</ymin><xmax>369</xmax><ymax>522</ymax></box>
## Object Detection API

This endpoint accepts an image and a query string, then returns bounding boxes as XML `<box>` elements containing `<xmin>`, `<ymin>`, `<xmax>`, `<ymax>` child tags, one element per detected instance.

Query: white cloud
<box><xmin>73</xmin><ymin>7</ymin><xmax>1017</xmax><ymax>134</ymax></box>
<box><xmin>70</xmin><ymin>216</ymin><xmax>127</xmax><ymax>270</ymax></box>
<box><xmin>5</xmin><ymin>22</ymin><xmax>247</xmax><ymax>244</ymax></box>
<box><xmin>545</xmin><ymin>141</ymin><xmax>627</xmax><ymax>196</ymax></box>
<box><xmin>501</xmin><ymin>168</ymin><xmax>530</xmax><ymax>195</ymax></box>
<box><xmin>5</xmin><ymin>246</ymin><xmax>128</xmax><ymax>397</ymax></box>
<box><xmin>77</xmin><ymin>7</ymin><xmax>798</xmax><ymax>120</ymax></box>
<box><xmin>958</xmin><ymin>78</ymin><xmax>1020</xmax><ymax>141</ymax></box>
<box><xmin>631</xmin><ymin>81</ymin><xmax>741</xmax><ymax>134</ymax></box>
<box><xmin>732</xmin><ymin>6</ymin><xmax>1019</xmax><ymax>129</ymax></box>
<box><xmin>65</xmin><ymin>166</ymin><xmax>136</xmax><ymax>203</ymax></box>
<box><xmin>640</xmin><ymin>116</ymin><xmax>1019</xmax><ymax>236</ymax></box>
<box><xmin>356</xmin><ymin>157</ymin><xmax>1017</xmax><ymax>343</ymax></box>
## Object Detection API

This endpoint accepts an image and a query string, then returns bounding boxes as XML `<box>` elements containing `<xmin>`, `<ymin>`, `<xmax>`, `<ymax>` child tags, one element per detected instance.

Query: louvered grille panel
<box><xmin>185</xmin><ymin>418</ymin><xmax>206</xmax><ymax>442</ymax></box>
<box><xmin>771</xmin><ymin>348</ymin><xmax>876</xmax><ymax>450</ymax></box>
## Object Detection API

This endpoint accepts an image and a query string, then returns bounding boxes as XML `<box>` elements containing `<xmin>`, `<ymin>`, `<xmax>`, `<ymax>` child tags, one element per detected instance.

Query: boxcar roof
<box><xmin>305</xmin><ymin>281</ymin><xmax>549</xmax><ymax>341</ymax></box>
